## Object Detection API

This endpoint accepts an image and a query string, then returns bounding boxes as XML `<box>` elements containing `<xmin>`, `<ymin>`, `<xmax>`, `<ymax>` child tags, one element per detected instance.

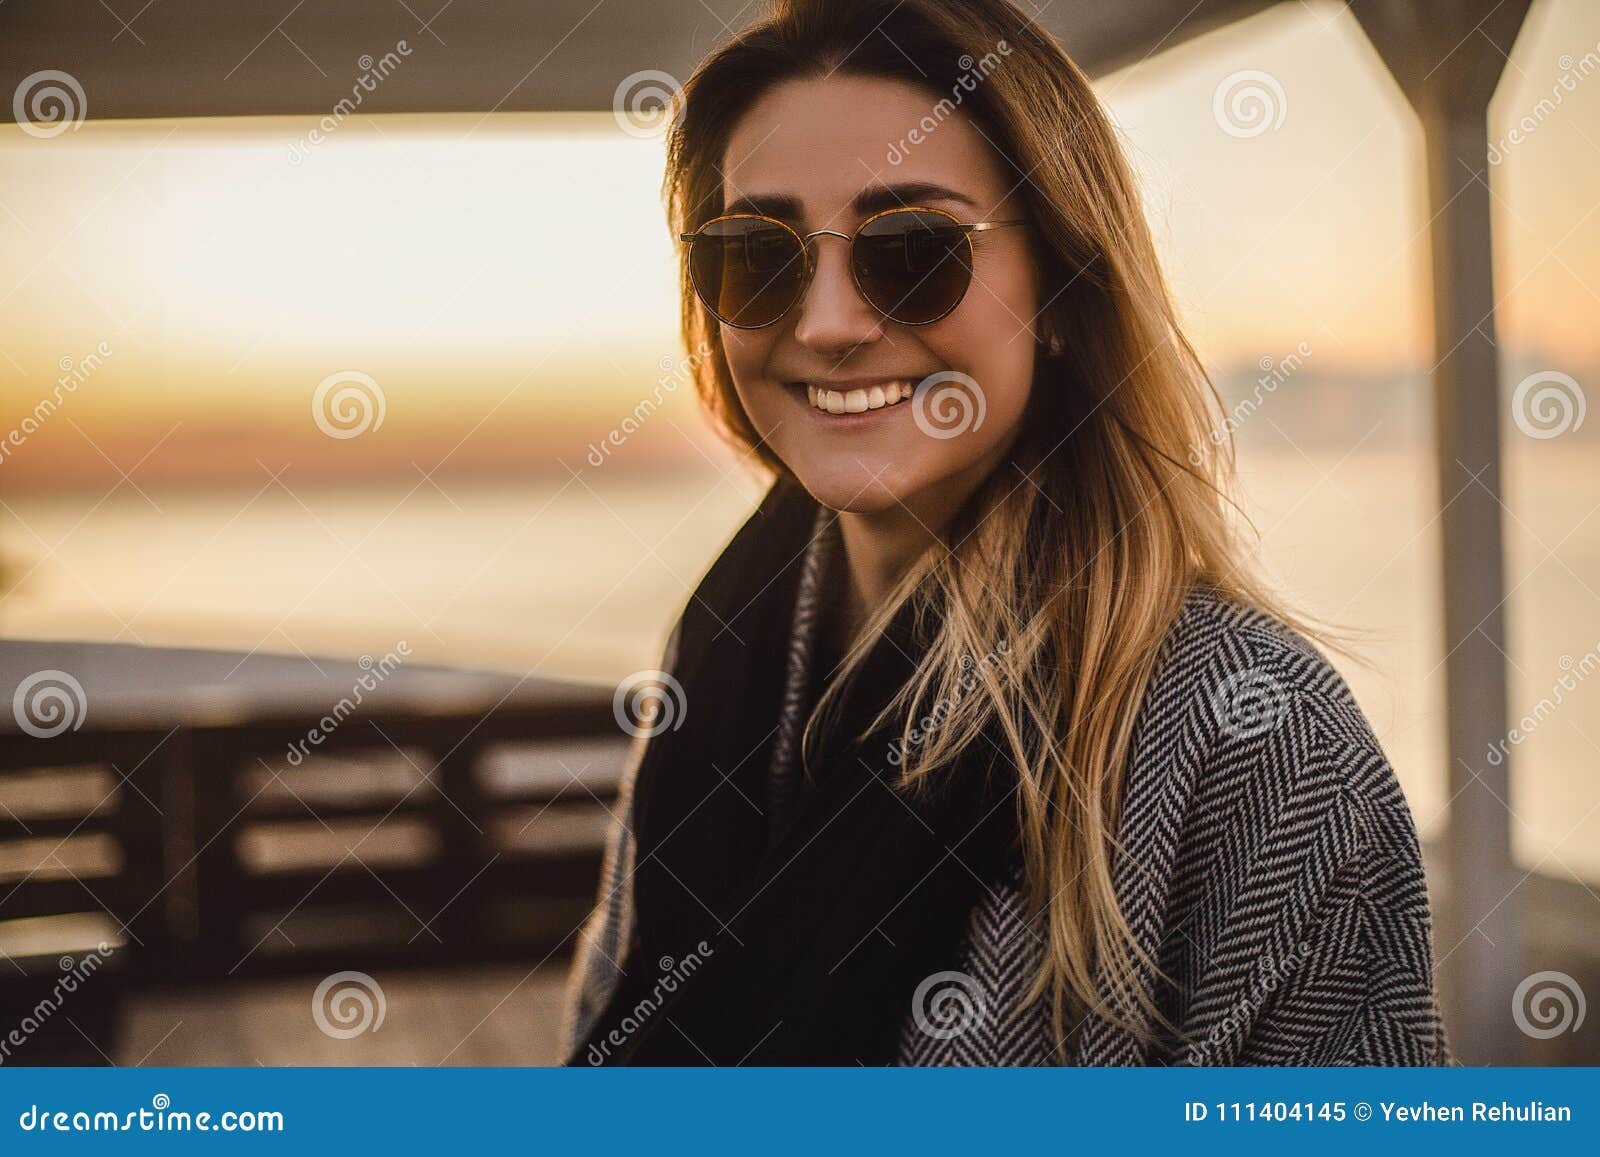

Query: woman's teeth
<box><xmin>804</xmin><ymin>381</ymin><xmax>914</xmax><ymax>414</ymax></box>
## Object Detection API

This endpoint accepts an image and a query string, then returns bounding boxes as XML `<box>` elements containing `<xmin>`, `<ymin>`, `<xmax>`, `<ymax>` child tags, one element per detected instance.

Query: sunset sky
<box><xmin>1</xmin><ymin>0</ymin><xmax>1596</xmax><ymax>489</ymax></box>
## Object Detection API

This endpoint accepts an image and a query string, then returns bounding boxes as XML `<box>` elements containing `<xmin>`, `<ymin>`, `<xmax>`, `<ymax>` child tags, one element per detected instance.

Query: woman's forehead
<box><xmin>719</xmin><ymin>73</ymin><xmax>1011</xmax><ymax>219</ymax></box>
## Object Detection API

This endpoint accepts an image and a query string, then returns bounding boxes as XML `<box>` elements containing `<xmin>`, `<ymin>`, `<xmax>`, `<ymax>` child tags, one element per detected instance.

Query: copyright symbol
<box><xmin>1354</xmin><ymin>1102</ymin><xmax>1372</xmax><ymax>1121</ymax></box>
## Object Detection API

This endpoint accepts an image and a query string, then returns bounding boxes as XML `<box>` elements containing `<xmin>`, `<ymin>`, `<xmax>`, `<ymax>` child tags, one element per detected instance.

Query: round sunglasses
<box><xmin>680</xmin><ymin>205</ymin><xmax>1025</xmax><ymax>329</ymax></box>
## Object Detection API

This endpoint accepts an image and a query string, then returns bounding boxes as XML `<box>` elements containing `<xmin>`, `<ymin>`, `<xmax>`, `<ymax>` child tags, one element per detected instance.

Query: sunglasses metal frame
<box><xmin>679</xmin><ymin>204</ymin><xmax>1026</xmax><ymax>329</ymax></box>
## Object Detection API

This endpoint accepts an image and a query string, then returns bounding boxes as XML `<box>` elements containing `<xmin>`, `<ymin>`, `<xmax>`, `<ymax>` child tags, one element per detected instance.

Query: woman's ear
<box><xmin>1037</xmin><ymin>313</ymin><xmax>1065</xmax><ymax>359</ymax></box>
<box><xmin>1027</xmin><ymin>245</ymin><xmax>1064</xmax><ymax>358</ymax></box>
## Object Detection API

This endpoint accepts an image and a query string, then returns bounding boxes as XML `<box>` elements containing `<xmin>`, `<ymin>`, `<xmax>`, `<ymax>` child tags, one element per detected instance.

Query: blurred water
<box><xmin>2</xmin><ymin>442</ymin><xmax>1596</xmax><ymax>882</ymax></box>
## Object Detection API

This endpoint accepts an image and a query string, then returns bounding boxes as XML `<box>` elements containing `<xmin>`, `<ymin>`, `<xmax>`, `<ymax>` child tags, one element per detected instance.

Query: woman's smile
<box><xmin>784</xmin><ymin>376</ymin><xmax>923</xmax><ymax>424</ymax></box>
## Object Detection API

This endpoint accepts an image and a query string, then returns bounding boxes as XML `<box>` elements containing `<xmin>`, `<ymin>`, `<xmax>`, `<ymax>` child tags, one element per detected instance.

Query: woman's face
<box><xmin>716</xmin><ymin>73</ymin><xmax>1043</xmax><ymax>520</ymax></box>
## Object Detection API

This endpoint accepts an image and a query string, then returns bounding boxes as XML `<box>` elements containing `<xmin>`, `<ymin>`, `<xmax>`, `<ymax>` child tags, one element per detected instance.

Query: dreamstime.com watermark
<box><xmin>612</xmin><ymin>668</ymin><xmax>688</xmax><ymax>739</ymax></box>
<box><xmin>587</xmin><ymin>343</ymin><xmax>712</xmax><ymax>466</ymax></box>
<box><xmin>612</xmin><ymin>70</ymin><xmax>683</xmax><ymax>139</ymax></box>
<box><xmin>285</xmin><ymin>644</ymin><xmax>411</xmax><ymax>766</ymax></box>
<box><xmin>1188</xmin><ymin>341</ymin><xmax>1313</xmax><ymax>464</ymax></box>
<box><xmin>584</xmin><ymin>942</ymin><xmax>714</xmax><ymax>1063</ymax></box>
<box><xmin>12</xmin><ymin>669</ymin><xmax>87</xmax><ymax>738</ymax></box>
<box><xmin>886</xmin><ymin>41</ymin><xmax>1013</xmax><ymax>165</ymax></box>
<box><xmin>1489</xmin><ymin>41</ymin><xmax>1600</xmax><ymax>164</ymax></box>
<box><xmin>886</xmin><ymin>640</ymin><xmax>1011</xmax><ymax>766</ymax></box>
<box><xmin>911</xmin><ymin>370</ymin><xmax>987</xmax><ymax>440</ymax></box>
<box><xmin>1210</xmin><ymin>666</ymin><xmax>1289</xmax><ymax>742</ymax></box>
<box><xmin>0</xmin><ymin>944</ymin><xmax>115</xmax><ymax>1065</ymax></box>
<box><xmin>911</xmin><ymin>969</ymin><xmax>986</xmax><ymax>1039</ymax></box>
<box><xmin>1212</xmin><ymin>69</ymin><xmax>1287</xmax><ymax>138</ymax></box>
<box><xmin>17</xmin><ymin>1094</ymin><xmax>283</xmax><ymax>1134</ymax></box>
<box><xmin>288</xmin><ymin>40</ymin><xmax>414</xmax><ymax>164</ymax></box>
<box><xmin>312</xmin><ymin>970</ymin><xmax>387</xmax><ymax>1039</ymax></box>
<box><xmin>1512</xmin><ymin>969</ymin><xmax>1586</xmax><ymax>1039</ymax></box>
<box><xmin>312</xmin><ymin>369</ymin><xmax>387</xmax><ymax>439</ymax></box>
<box><xmin>12</xmin><ymin>70</ymin><xmax>87</xmax><ymax>139</ymax></box>
<box><xmin>0</xmin><ymin>341</ymin><xmax>113</xmax><ymax>467</ymax></box>
<box><xmin>1187</xmin><ymin>938</ymin><xmax>1314</xmax><ymax>1062</ymax></box>
<box><xmin>1484</xmin><ymin>642</ymin><xmax>1600</xmax><ymax>767</ymax></box>
<box><xmin>1510</xmin><ymin>369</ymin><xmax>1586</xmax><ymax>439</ymax></box>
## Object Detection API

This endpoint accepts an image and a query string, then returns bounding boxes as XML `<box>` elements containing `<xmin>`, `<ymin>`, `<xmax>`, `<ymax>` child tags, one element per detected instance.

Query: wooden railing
<box><xmin>0</xmin><ymin>687</ymin><xmax>627</xmax><ymax>991</ymax></box>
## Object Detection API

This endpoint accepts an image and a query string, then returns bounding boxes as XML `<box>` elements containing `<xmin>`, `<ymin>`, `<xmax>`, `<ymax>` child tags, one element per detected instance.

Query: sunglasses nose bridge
<box><xmin>787</xmin><ymin>226</ymin><xmax>856</xmax><ymax>302</ymax></box>
<box><xmin>790</xmin><ymin>224</ymin><xmax>889</xmax><ymax>337</ymax></box>
<box><xmin>795</xmin><ymin>228</ymin><xmax>852</xmax><ymax>281</ymax></box>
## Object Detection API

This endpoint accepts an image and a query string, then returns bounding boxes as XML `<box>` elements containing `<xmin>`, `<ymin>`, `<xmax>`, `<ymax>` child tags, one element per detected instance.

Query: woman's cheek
<box><xmin>721</xmin><ymin>336</ymin><xmax>779</xmax><ymax>430</ymax></box>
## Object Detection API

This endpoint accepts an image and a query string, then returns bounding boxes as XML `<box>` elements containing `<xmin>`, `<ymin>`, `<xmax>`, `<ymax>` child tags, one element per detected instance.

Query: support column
<box><xmin>1351</xmin><ymin>0</ymin><xmax>1533</xmax><ymax>1064</ymax></box>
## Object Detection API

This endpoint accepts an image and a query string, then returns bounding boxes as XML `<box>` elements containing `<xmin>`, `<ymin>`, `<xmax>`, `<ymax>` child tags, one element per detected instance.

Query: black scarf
<box><xmin>570</xmin><ymin>475</ymin><xmax>1019</xmax><ymax>1065</ymax></box>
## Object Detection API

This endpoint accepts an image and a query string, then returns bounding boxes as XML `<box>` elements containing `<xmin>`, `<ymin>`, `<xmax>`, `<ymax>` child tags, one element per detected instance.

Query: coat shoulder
<box><xmin>1127</xmin><ymin>584</ymin><xmax>1424</xmax><ymax>872</ymax></box>
<box><xmin>1149</xmin><ymin>584</ymin><xmax>1393</xmax><ymax>786</ymax></box>
<box><xmin>1127</xmin><ymin>587</ymin><xmax>1447</xmax><ymax>1065</ymax></box>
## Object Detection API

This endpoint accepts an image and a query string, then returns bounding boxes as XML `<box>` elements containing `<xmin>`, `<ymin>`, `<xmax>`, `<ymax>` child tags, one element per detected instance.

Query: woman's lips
<box><xmin>796</xmin><ymin>379</ymin><xmax>917</xmax><ymax>415</ymax></box>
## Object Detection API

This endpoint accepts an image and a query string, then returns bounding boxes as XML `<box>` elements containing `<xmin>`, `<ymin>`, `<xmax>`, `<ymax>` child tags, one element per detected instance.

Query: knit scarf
<box><xmin>573</xmin><ymin>474</ymin><xmax>1019</xmax><ymax>1065</ymax></box>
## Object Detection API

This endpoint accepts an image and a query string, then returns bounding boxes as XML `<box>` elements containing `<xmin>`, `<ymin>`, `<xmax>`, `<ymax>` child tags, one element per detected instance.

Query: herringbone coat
<box><xmin>561</xmin><ymin>510</ymin><xmax>1454</xmax><ymax>1066</ymax></box>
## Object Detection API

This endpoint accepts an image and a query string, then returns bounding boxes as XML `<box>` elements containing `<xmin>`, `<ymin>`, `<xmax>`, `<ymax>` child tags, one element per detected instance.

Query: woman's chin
<box><xmin>787</xmin><ymin>464</ymin><xmax>917</xmax><ymax>515</ymax></box>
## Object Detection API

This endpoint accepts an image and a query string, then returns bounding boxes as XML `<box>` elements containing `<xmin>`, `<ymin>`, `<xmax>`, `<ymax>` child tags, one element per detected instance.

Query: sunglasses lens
<box><xmin>688</xmin><ymin>217</ymin><xmax>806</xmax><ymax>327</ymax></box>
<box><xmin>853</xmin><ymin>209</ymin><xmax>973</xmax><ymax>324</ymax></box>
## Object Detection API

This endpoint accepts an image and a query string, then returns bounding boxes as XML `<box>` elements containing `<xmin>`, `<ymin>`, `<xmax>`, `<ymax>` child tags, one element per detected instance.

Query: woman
<box><xmin>560</xmin><ymin>0</ymin><xmax>1452</xmax><ymax>1066</ymax></box>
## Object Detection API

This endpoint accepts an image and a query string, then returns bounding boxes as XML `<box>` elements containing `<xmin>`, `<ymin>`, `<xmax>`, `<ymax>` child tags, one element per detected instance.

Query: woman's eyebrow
<box><xmin>720</xmin><ymin>181</ymin><xmax>980</xmax><ymax>220</ymax></box>
<box><xmin>852</xmin><ymin>182</ymin><xmax>978</xmax><ymax>215</ymax></box>
<box><xmin>722</xmin><ymin>191</ymin><xmax>804</xmax><ymax>218</ymax></box>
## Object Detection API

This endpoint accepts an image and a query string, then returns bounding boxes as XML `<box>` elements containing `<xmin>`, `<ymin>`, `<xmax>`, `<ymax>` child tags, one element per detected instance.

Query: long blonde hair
<box><xmin>664</xmin><ymin>0</ymin><xmax>1362</xmax><ymax>1054</ymax></box>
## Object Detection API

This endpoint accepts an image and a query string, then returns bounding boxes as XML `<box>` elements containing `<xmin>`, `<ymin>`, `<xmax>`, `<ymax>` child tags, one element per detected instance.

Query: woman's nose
<box><xmin>791</xmin><ymin>237</ymin><xmax>884</xmax><ymax>354</ymax></box>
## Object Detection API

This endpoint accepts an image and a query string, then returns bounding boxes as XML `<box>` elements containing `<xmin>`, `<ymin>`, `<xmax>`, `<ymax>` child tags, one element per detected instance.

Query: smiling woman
<box><xmin>710</xmin><ymin>86</ymin><xmax>1039</xmax><ymax>534</ymax></box>
<box><xmin>560</xmin><ymin>0</ymin><xmax>1453</xmax><ymax>1067</ymax></box>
